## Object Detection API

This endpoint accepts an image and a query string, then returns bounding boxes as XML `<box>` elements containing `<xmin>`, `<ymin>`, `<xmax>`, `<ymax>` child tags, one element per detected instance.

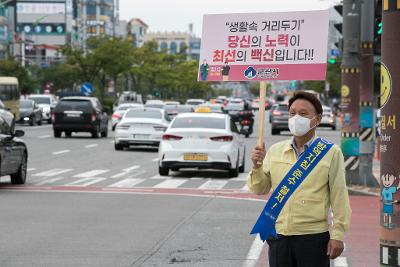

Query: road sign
<box><xmin>80</xmin><ymin>82</ymin><xmax>94</xmax><ymax>96</ymax></box>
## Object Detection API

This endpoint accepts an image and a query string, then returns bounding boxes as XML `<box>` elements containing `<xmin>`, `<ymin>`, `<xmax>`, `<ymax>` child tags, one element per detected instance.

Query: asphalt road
<box><xmin>0</xmin><ymin>112</ymin><xmax>365</xmax><ymax>267</ymax></box>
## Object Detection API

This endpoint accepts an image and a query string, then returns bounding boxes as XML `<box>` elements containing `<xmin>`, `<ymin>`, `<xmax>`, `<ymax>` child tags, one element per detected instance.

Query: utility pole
<box><xmin>379</xmin><ymin>0</ymin><xmax>400</xmax><ymax>265</ymax></box>
<box><xmin>340</xmin><ymin>0</ymin><xmax>362</xmax><ymax>184</ymax></box>
<box><xmin>359</xmin><ymin>0</ymin><xmax>377</xmax><ymax>186</ymax></box>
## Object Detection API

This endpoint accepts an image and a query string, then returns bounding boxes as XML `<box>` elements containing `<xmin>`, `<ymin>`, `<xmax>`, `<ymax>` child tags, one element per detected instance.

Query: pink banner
<box><xmin>198</xmin><ymin>10</ymin><xmax>329</xmax><ymax>81</ymax></box>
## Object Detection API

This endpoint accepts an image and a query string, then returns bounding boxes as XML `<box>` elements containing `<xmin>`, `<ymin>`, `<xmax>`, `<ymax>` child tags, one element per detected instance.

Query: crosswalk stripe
<box><xmin>152</xmin><ymin>158</ymin><xmax>159</xmax><ymax>162</ymax></box>
<box><xmin>153</xmin><ymin>179</ymin><xmax>188</xmax><ymax>189</ymax></box>
<box><xmin>231</xmin><ymin>173</ymin><xmax>248</xmax><ymax>181</ymax></box>
<box><xmin>333</xmin><ymin>257</ymin><xmax>348</xmax><ymax>267</ymax></box>
<box><xmin>52</xmin><ymin>150</ymin><xmax>70</xmax><ymax>155</ymax></box>
<box><xmin>108</xmin><ymin>179</ymin><xmax>145</xmax><ymax>188</ymax></box>
<box><xmin>198</xmin><ymin>180</ymin><xmax>228</xmax><ymax>190</ymax></box>
<box><xmin>32</xmin><ymin>169</ymin><xmax>73</xmax><ymax>177</ymax></box>
<box><xmin>127</xmin><ymin>170</ymin><xmax>147</xmax><ymax>178</ymax></box>
<box><xmin>66</xmin><ymin>178</ymin><xmax>106</xmax><ymax>187</ymax></box>
<box><xmin>35</xmin><ymin>178</ymin><xmax>65</xmax><ymax>186</ymax></box>
<box><xmin>123</xmin><ymin>165</ymin><xmax>140</xmax><ymax>172</ymax></box>
<box><xmin>241</xmin><ymin>184</ymin><xmax>249</xmax><ymax>192</ymax></box>
<box><xmin>27</xmin><ymin>168</ymin><xmax>36</xmax><ymax>172</ymax></box>
<box><xmin>111</xmin><ymin>172</ymin><xmax>129</xmax><ymax>179</ymax></box>
<box><xmin>73</xmin><ymin>170</ymin><xmax>109</xmax><ymax>178</ymax></box>
<box><xmin>151</xmin><ymin>174</ymin><xmax>170</xmax><ymax>179</ymax></box>
<box><xmin>85</xmin><ymin>144</ymin><xmax>98</xmax><ymax>148</ymax></box>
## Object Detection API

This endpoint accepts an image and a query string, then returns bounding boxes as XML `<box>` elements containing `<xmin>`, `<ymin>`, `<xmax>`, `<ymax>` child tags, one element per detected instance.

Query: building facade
<box><xmin>144</xmin><ymin>25</ymin><xmax>200</xmax><ymax>60</ymax></box>
<box><xmin>72</xmin><ymin>0</ymin><xmax>116</xmax><ymax>49</ymax></box>
<box><xmin>127</xmin><ymin>18</ymin><xmax>147</xmax><ymax>48</ymax></box>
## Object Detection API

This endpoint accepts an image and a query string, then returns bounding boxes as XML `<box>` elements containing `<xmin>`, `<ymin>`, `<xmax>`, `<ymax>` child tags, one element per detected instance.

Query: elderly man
<box><xmin>247</xmin><ymin>91</ymin><xmax>351</xmax><ymax>267</ymax></box>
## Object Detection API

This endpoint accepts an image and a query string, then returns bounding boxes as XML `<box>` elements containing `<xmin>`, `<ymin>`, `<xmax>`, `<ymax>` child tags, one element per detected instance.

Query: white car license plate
<box><xmin>133</xmin><ymin>134</ymin><xmax>149</xmax><ymax>139</ymax></box>
<box><xmin>66</xmin><ymin>114</ymin><xmax>80</xmax><ymax>118</ymax></box>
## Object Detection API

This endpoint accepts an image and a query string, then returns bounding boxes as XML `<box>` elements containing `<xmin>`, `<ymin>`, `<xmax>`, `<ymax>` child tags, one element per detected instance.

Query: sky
<box><xmin>119</xmin><ymin>0</ymin><xmax>339</xmax><ymax>37</ymax></box>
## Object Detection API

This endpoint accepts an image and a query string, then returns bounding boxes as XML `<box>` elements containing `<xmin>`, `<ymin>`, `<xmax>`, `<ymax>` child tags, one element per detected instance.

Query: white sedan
<box><xmin>111</xmin><ymin>103</ymin><xmax>143</xmax><ymax>131</ymax></box>
<box><xmin>158</xmin><ymin>113</ymin><xmax>246</xmax><ymax>177</ymax></box>
<box><xmin>114</xmin><ymin>107</ymin><xmax>170</xmax><ymax>150</ymax></box>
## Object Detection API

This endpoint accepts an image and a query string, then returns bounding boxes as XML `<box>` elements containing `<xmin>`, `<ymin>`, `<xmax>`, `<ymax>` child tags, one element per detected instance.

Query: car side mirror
<box><xmin>14</xmin><ymin>130</ymin><xmax>24</xmax><ymax>138</ymax></box>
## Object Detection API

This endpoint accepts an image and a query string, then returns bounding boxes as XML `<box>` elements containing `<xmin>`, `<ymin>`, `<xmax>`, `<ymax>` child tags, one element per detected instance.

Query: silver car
<box><xmin>114</xmin><ymin>107</ymin><xmax>171</xmax><ymax>150</ymax></box>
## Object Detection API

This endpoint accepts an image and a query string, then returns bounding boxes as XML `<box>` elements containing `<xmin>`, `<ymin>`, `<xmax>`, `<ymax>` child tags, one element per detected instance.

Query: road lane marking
<box><xmin>108</xmin><ymin>179</ymin><xmax>145</xmax><ymax>188</ymax></box>
<box><xmin>333</xmin><ymin>257</ymin><xmax>348</xmax><ymax>267</ymax></box>
<box><xmin>73</xmin><ymin>170</ymin><xmax>109</xmax><ymax>178</ymax></box>
<box><xmin>231</xmin><ymin>173</ymin><xmax>248</xmax><ymax>181</ymax></box>
<box><xmin>32</xmin><ymin>169</ymin><xmax>73</xmax><ymax>177</ymax></box>
<box><xmin>85</xmin><ymin>144</ymin><xmax>98</xmax><ymax>148</ymax></box>
<box><xmin>241</xmin><ymin>184</ymin><xmax>249</xmax><ymax>192</ymax></box>
<box><xmin>35</xmin><ymin>178</ymin><xmax>65</xmax><ymax>186</ymax></box>
<box><xmin>152</xmin><ymin>158</ymin><xmax>159</xmax><ymax>162</ymax></box>
<box><xmin>198</xmin><ymin>180</ymin><xmax>228</xmax><ymax>190</ymax></box>
<box><xmin>38</xmin><ymin>135</ymin><xmax>51</xmax><ymax>139</ymax></box>
<box><xmin>66</xmin><ymin>178</ymin><xmax>106</xmax><ymax>187</ymax></box>
<box><xmin>128</xmin><ymin>170</ymin><xmax>147</xmax><ymax>178</ymax></box>
<box><xmin>52</xmin><ymin>150</ymin><xmax>70</xmax><ymax>155</ymax></box>
<box><xmin>151</xmin><ymin>174</ymin><xmax>170</xmax><ymax>179</ymax></box>
<box><xmin>110</xmin><ymin>166</ymin><xmax>141</xmax><ymax>178</ymax></box>
<box><xmin>242</xmin><ymin>236</ymin><xmax>264</xmax><ymax>267</ymax></box>
<box><xmin>27</xmin><ymin>168</ymin><xmax>36</xmax><ymax>172</ymax></box>
<box><xmin>123</xmin><ymin>165</ymin><xmax>140</xmax><ymax>172</ymax></box>
<box><xmin>153</xmin><ymin>179</ymin><xmax>188</xmax><ymax>189</ymax></box>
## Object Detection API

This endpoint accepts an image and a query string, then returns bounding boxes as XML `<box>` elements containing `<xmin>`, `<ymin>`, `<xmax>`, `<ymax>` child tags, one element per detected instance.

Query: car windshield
<box><xmin>276</xmin><ymin>105</ymin><xmax>288</xmax><ymax>111</ymax></box>
<box><xmin>224</xmin><ymin>104</ymin><xmax>244</xmax><ymax>111</ymax></box>
<box><xmin>59</xmin><ymin>100</ymin><xmax>92</xmax><ymax>112</ymax></box>
<box><xmin>20</xmin><ymin>100</ymin><xmax>34</xmax><ymax>108</ymax></box>
<box><xmin>186</xmin><ymin>101</ymin><xmax>203</xmax><ymax>105</ymax></box>
<box><xmin>29</xmin><ymin>97</ymin><xmax>50</xmax><ymax>104</ymax></box>
<box><xmin>118</xmin><ymin>105</ymin><xmax>140</xmax><ymax>111</ymax></box>
<box><xmin>125</xmin><ymin>109</ymin><xmax>162</xmax><ymax>119</ymax></box>
<box><xmin>145</xmin><ymin>104</ymin><xmax>164</xmax><ymax>109</ymax></box>
<box><xmin>171</xmin><ymin>117</ymin><xmax>226</xmax><ymax>129</ymax></box>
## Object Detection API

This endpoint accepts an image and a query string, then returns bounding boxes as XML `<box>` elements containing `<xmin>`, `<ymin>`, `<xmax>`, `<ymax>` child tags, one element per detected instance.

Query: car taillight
<box><xmin>162</xmin><ymin>134</ymin><xmax>182</xmax><ymax>141</ymax></box>
<box><xmin>117</xmin><ymin>124</ymin><xmax>130</xmax><ymax>130</ymax></box>
<box><xmin>51</xmin><ymin>112</ymin><xmax>55</xmax><ymax>122</ymax></box>
<box><xmin>272</xmin><ymin>110</ymin><xmax>282</xmax><ymax>116</ymax></box>
<box><xmin>239</xmin><ymin>111</ymin><xmax>244</xmax><ymax>115</ymax></box>
<box><xmin>242</xmin><ymin>120</ymin><xmax>249</xmax><ymax>125</ymax></box>
<box><xmin>210</xmin><ymin>135</ymin><xmax>233</xmax><ymax>142</ymax></box>
<box><xmin>91</xmin><ymin>113</ymin><xmax>96</xmax><ymax>122</ymax></box>
<box><xmin>112</xmin><ymin>114</ymin><xmax>122</xmax><ymax>120</ymax></box>
<box><xmin>154</xmin><ymin>125</ymin><xmax>167</xmax><ymax>132</ymax></box>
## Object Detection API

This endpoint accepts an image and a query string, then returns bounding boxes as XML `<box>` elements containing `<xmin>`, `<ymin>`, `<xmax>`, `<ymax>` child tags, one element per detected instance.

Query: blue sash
<box><xmin>250</xmin><ymin>137</ymin><xmax>334</xmax><ymax>242</ymax></box>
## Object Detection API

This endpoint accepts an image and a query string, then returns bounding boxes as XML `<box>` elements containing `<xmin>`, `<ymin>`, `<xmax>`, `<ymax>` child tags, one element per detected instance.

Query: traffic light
<box><xmin>333</xmin><ymin>5</ymin><xmax>343</xmax><ymax>54</ymax></box>
<box><xmin>153</xmin><ymin>90</ymin><xmax>161</xmax><ymax>98</ymax></box>
<box><xmin>374</xmin><ymin>0</ymin><xmax>382</xmax><ymax>55</ymax></box>
<box><xmin>329</xmin><ymin>57</ymin><xmax>337</xmax><ymax>64</ymax></box>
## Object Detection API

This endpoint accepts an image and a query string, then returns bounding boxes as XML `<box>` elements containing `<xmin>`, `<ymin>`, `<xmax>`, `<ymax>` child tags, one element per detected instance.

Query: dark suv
<box><xmin>270</xmin><ymin>103</ymin><xmax>289</xmax><ymax>135</ymax></box>
<box><xmin>52</xmin><ymin>97</ymin><xmax>109</xmax><ymax>138</ymax></box>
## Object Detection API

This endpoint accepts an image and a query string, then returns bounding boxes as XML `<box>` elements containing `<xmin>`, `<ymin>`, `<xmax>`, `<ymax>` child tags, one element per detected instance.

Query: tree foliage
<box><xmin>0</xmin><ymin>58</ymin><xmax>36</xmax><ymax>94</ymax></box>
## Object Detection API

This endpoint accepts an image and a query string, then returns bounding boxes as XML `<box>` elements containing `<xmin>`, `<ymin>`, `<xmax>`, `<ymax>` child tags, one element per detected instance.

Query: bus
<box><xmin>0</xmin><ymin>77</ymin><xmax>20</xmax><ymax>120</ymax></box>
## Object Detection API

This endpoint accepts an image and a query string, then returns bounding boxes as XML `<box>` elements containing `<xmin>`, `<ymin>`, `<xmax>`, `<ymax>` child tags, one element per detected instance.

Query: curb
<box><xmin>348</xmin><ymin>187</ymin><xmax>379</xmax><ymax>197</ymax></box>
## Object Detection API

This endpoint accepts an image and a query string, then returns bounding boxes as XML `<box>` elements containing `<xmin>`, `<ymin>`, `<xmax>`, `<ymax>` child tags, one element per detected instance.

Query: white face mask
<box><xmin>288</xmin><ymin>115</ymin><xmax>317</xmax><ymax>137</ymax></box>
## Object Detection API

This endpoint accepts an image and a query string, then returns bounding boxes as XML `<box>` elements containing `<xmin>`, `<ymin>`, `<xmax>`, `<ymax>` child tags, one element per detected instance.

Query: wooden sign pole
<box><xmin>258</xmin><ymin>81</ymin><xmax>267</xmax><ymax>147</ymax></box>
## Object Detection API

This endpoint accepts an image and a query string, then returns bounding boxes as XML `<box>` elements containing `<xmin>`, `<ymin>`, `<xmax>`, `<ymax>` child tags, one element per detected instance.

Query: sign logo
<box><xmin>380</xmin><ymin>63</ymin><xmax>392</xmax><ymax>108</ymax></box>
<box><xmin>244</xmin><ymin>67</ymin><xmax>257</xmax><ymax>79</ymax></box>
<box><xmin>341</xmin><ymin>85</ymin><xmax>350</xmax><ymax>97</ymax></box>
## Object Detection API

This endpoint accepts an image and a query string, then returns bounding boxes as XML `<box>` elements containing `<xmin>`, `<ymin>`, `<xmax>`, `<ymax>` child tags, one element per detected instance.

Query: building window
<box><xmin>87</xmin><ymin>3</ymin><xmax>96</xmax><ymax>16</ymax></box>
<box><xmin>179</xmin><ymin>42</ymin><xmax>187</xmax><ymax>54</ymax></box>
<box><xmin>170</xmin><ymin>41</ymin><xmax>177</xmax><ymax>54</ymax></box>
<box><xmin>160</xmin><ymin>42</ymin><xmax>168</xmax><ymax>51</ymax></box>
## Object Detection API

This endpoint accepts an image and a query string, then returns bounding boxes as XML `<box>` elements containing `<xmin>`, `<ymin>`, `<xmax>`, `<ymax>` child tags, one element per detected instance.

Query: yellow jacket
<box><xmin>247</xmin><ymin>139</ymin><xmax>352</xmax><ymax>241</ymax></box>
